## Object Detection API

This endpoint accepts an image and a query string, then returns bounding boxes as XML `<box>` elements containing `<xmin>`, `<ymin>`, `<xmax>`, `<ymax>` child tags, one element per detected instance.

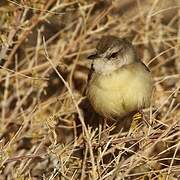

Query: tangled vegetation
<box><xmin>0</xmin><ymin>0</ymin><xmax>180</xmax><ymax>179</ymax></box>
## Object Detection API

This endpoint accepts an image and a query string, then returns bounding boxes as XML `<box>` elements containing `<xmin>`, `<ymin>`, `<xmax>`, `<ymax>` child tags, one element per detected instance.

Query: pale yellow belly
<box><xmin>87</xmin><ymin>63</ymin><xmax>153</xmax><ymax>118</ymax></box>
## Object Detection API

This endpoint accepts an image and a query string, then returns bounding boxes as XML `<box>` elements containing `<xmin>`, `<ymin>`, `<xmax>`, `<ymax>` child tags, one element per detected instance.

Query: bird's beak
<box><xmin>87</xmin><ymin>53</ymin><xmax>99</xmax><ymax>60</ymax></box>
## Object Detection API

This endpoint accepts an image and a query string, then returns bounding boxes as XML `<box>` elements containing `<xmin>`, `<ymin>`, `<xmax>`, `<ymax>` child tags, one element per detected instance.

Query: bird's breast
<box><xmin>87</xmin><ymin>63</ymin><xmax>153</xmax><ymax>118</ymax></box>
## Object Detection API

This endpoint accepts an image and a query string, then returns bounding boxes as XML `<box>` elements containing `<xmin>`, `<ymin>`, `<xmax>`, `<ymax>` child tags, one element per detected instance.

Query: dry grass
<box><xmin>0</xmin><ymin>0</ymin><xmax>180</xmax><ymax>179</ymax></box>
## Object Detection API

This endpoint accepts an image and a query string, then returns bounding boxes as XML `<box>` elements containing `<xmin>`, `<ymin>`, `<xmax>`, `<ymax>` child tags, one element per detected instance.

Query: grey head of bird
<box><xmin>88</xmin><ymin>36</ymin><xmax>139</xmax><ymax>74</ymax></box>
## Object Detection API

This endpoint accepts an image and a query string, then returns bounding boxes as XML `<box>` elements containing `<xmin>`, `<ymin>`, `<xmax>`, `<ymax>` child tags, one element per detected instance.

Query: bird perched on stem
<box><xmin>86</xmin><ymin>36</ymin><xmax>153</xmax><ymax>123</ymax></box>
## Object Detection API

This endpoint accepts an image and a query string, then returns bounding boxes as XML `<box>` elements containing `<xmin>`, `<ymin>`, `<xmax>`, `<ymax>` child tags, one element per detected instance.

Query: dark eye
<box><xmin>110</xmin><ymin>52</ymin><xmax>118</xmax><ymax>58</ymax></box>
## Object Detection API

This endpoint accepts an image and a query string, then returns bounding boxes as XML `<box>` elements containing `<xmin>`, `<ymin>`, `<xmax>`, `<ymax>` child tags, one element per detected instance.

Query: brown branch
<box><xmin>4</xmin><ymin>0</ymin><xmax>56</xmax><ymax>68</ymax></box>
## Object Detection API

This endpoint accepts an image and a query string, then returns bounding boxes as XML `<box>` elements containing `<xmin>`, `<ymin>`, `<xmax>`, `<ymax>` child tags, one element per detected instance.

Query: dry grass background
<box><xmin>0</xmin><ymin>0</ymin><xmax>180</xmax><ymax>179</ymax></box>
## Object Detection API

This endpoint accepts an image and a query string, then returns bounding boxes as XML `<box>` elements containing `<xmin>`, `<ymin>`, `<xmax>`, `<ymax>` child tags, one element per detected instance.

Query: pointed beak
<box><xmin>87</xmin><ymin>53</ymin><xmax>99</xmax><ymax>60</ymax></box>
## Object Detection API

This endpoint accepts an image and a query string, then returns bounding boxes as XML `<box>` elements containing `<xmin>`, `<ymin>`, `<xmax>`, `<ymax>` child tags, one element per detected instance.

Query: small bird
<box><xmin>86</xmin><ymin>36</ymin><xmax>153</xmax><ymax>120</ymax></box>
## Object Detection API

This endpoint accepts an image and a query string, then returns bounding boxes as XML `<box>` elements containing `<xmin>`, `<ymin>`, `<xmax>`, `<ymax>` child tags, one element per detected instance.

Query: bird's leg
<box><xmin>139</xmin><ymin>110</ymin><xmax>152</xmax><ymax>128</ymax></box>
<box><xmin>99</xmin><ymin>117</ymin><xmax>109</xmax><ymax>143</ymax></box>
<box><xmin>103</xmin><ymin>117</ymin><xmax>107</xmax><ymax>131</ymax></box>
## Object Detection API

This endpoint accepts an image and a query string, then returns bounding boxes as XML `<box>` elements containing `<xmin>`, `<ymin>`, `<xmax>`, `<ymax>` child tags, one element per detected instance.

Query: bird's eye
<box><xmin>110</xmin><ymin>52</ymin><xmax>118</xmax><ymax>58</ymax></box>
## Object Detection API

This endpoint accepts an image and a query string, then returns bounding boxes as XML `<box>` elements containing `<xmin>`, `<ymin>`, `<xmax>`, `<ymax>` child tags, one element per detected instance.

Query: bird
<box><xmin>86</xmin><ymin>35</ymin><xmax>153</xmax><ymax>121</ymax></box>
